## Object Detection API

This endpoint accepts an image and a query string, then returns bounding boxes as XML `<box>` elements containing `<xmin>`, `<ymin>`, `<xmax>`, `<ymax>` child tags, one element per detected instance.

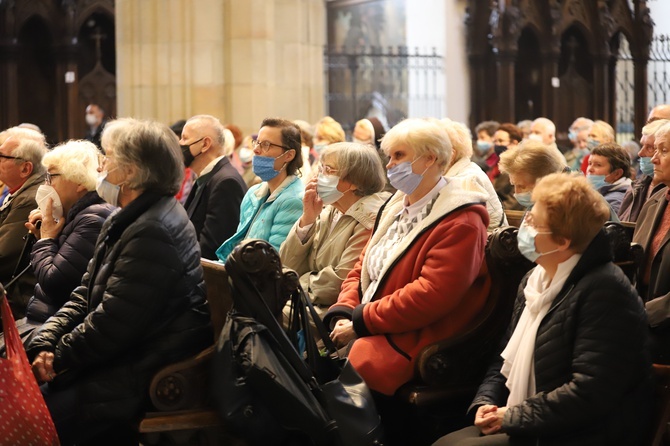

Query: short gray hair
<box><xmin>4</xmin><ymin>127</ymin><xmax>48</xmax><ymax>175</ymax></box>
<box><xmin>499</xmin><ymin>139</ymin><xmax>565</xmax><ymax>180</ymax></box>
<box><xmin>185</xmin><ymin>114</ymin><xmax>226</xmax><ymax>147</ymax></box>
<box><xmin>319</xmin><ymin>142</ymin><xmax>385</xmax><ymax>197</ymax></box>
<box><xmin>106</xmin><ymin>118</ymin><xmax>184</xmax><ymax>195</ymax></box>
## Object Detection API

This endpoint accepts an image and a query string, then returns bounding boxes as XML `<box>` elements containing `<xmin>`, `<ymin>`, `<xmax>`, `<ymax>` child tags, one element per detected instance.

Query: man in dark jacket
<box><xmin>180</xmin><ymin>114</ymin><xmax>247</xmax><ymax>259</ymax></box>
<box><xmin>619</xmin><ymin>118</ymin><xmax>668</xmax><ymax>222</ymax></box>
<box><xmin>84</xmin><ymin>103</ymin><xmax>108</xmax><ymax>150</ymax></box>
<box><xmin>0</xmin><ymin>127</ymin><xmax>47</xmax><ymax>318</ymax></box>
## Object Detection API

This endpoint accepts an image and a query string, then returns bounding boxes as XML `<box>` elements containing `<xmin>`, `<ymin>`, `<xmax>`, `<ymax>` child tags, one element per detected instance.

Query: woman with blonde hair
<box><xmin>325</xmin><ymin>118</ymin><xmax>490</xmax><ymax>407</ymax></box>
<box><xmin>434</xmin><ymin>174</ymin><xmax>651</xmax><ymax>445</ymax></box>
<box><xmin>498</xmin><ymin>140</ymin><xmax>566</xmax><ymax>209</ymax></box>
<box><xmin>442</xmin><ymin>118</ymin><xmax>507</xmax><ymax>230</ymax></box>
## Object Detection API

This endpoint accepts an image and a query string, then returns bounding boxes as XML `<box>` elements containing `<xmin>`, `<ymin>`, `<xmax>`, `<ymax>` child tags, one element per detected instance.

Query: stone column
<box><xmin>116</xmin><ymin>0</ymin><xmax>325</xmax><ymax>135</ymax></box>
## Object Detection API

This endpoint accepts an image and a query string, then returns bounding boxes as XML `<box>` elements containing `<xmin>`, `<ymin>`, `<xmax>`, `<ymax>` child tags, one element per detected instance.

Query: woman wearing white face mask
<box><xmin>323</xmin><ymin>118</ymin><xmax>491</xmax><ymax>409</ymax></box>
<box><xmin>13</xmin><ymin>140</ymin><xmax>115</xmax><ymax>340</ymax></box>
<box><xmin>434</xmin><ymin>173</ymin><xmax>651</xmax><ymax>446</ymax></box>
<box><xmin>26</xmin><ymin>118</ymin><xmax>212</xmax><ymax>445</ymax></box>
<box><xmin>279</xmin><ymin>142</ymin><xmax>389</xmax><ymax>323</ymax></box>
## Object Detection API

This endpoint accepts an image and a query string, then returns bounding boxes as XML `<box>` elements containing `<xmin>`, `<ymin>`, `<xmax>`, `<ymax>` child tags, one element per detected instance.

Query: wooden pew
<box><xmin>138</xmin><ymin>258</ymin><xmax>239</xmax><ymax>446</ymax></box>
<box><xmin>393</xmin><ymin>226</ymin><xmax>534</xmax><ymax>444</ymax></box>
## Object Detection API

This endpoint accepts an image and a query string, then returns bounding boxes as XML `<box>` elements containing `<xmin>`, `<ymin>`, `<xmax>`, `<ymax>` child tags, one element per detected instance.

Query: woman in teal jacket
<box><xmin>217</xmin><ymin>118</ymin><xmax>304</xmax><ymax>261</ymax></box>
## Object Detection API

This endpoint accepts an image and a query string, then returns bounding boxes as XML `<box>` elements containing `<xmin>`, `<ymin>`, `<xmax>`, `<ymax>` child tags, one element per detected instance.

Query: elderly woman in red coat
<box><xmin>324</xmin><ymin>118</ymin><xmax>491</xmax><ymax>397</ymax></box>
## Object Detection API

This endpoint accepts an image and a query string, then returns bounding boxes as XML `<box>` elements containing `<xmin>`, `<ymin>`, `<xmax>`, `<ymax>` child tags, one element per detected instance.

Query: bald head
<box><xmin>530</xmin><ymin>117</ymin><xmax>556</xmax><ymax>145</ymax></box>
<box><xmin>648</xmin><ymin>105</ymin><xmax>670</xmax><ymax>124</ymax></box>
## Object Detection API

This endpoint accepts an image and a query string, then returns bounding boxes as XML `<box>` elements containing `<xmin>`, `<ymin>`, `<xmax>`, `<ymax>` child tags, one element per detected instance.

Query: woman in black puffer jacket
<box><xmin>27</xmin><ymin>118</ymin><xmax>212</xmax><ymax>446</ymax></box>
<box><xmin>434</xmin><ymin>173</ymin><xmax>652</xmax><ymax>446</ymax></box>
<box><xmin>22</xmin><ymin>140</ymin><xmax>115</xmax><ymax>326</ymax></box>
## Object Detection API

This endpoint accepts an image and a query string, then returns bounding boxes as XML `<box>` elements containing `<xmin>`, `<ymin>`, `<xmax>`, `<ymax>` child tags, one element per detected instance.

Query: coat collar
<box><xmin>360</xmin><ymin>176</ymin><xmax>488</xmax><ymax>293</ymax></box>
<box><xmin>253</xmin><ymin>175</ymin><xmax>299</xmax><ymax>204</ymax></box>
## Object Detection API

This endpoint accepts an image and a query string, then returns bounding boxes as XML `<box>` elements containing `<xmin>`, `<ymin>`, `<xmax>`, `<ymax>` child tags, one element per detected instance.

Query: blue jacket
<box><xmin>216</xmin><ymin>175</ymin><xmax>303</xmax><ymax>261</ymax></box>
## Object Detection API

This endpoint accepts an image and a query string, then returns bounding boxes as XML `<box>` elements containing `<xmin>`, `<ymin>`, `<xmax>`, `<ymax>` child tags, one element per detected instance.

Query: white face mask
<box><xmin>35</xmin><ymin>184</ymin><xmax>63</xmax><ymax>221</ymax></box>
<box><xmin>527</xmin><ymin>133</ymin><xmax>543</xmax><ymax>142</ymax></box>
<box><xmin>96</xmin><ymin>170</ymin><xmax>121</xmax><ymax>207</ymax></box>
<box><xmin>86</xmin><ymin>113</ymin><xmax>98</xmax><ymax>127</ymax></box>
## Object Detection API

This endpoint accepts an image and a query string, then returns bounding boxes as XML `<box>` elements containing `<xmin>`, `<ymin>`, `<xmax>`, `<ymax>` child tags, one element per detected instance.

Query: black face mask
<box><xmin>494</xmin><ymin>144</ymin><xmax>508</xmax><ymax>156</ymax></box>
<box><xmin>180</xmin><ymin>137</ymin><xmax>204</xmax><ymax>167</ymax></box>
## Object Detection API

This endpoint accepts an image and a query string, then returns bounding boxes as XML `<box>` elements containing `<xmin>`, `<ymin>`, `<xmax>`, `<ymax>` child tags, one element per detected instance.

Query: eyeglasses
<box><xmin>523</xmin><ymin>212</ymin><xmax>551</xmax><ymax>231</ymax></box>
<box><xmin>252</xmin><ymin>139</ymin><xmax>291</xmax><ymax>153</ymax></box>
<box><xmin>0</xmin><ymin>153</ymin><xmax>23</xmax><ymax>161</ymax></box>
<box><xmin>182</xmin><ymin>137</ymin><xmax>204</xmax><ymax>148</ymax></box>
<box><xmin>318</xmin><ymin>163</ymin><xmax>339</xmax><ymax>176</ymax></box>
<box><xmin>45</xmin><ymin>172</ymin><xmax>61</xmax><ymax>185</ymax></box>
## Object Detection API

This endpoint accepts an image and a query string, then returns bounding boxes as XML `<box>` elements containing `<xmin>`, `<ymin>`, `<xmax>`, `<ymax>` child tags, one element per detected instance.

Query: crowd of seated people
<box><xmin>0</xmin><ymin>107</ymin><xmax>669</xmax><ymax>446</ymax></box>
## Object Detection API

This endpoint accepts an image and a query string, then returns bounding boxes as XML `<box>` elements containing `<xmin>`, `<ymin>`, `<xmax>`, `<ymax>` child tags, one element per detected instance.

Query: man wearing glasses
<box><xmin>179</xmin><ymin>115</ymin><xmax>247</xmax><ymax>260</ymax></box>
<box><xmin>0</xmin><ymin>127</ymin><xmax>48</xmax><ymax>319</ymax></box>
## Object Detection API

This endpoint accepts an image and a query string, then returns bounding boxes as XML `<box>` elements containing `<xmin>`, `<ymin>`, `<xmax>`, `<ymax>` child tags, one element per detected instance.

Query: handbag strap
<box><xmin>228</xmin><ymin>265</ymin><xmax>318</xmax><ymax>387</ymax></box>
<box><xmin>299</xmin><ymin>287</ymin><xmax>339</xmax><ymax>356</ymax></box>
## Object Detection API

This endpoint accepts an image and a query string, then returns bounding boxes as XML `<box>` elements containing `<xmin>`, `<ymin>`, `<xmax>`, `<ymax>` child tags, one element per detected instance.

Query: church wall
<box><xmin>116</xmin><ymin>0</ymin><xmax>325</xmax><ymax>135</ymax></box>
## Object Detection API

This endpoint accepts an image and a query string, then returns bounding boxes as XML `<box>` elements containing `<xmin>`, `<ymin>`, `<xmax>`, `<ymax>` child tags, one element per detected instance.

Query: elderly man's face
<box><xmin>0</xmin><ymin>138</ymin><xmax>28</xmax><ymax>189</ymax></box>
<box><xmin>652</xmin><ymin>134</ymin><xmax>670</xmax><ymax>185</ymax></box>
<box><xmin>530</xmin><ymin>122</ymin><xmax>553</xmax><ymax>145</ymax></box>
<box><xmin>639</xmin><ymin>134</ymin><xmax>655</xmax><ymax>158</ymax></box>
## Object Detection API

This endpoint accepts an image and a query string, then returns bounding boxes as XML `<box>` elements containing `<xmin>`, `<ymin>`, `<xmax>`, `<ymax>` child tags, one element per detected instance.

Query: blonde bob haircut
<box><xmin>498</xmin><ymin>140</ymin><xmax>565</xmax><ymax>180</ymax></box>
<box><xmin>440</xmin><ymin>118</ymin><xmax>473</xmax><ymax>168</ymax></box>
<box><xmin>42</xmin><ymin>140</ymin><xmax>100</xmax><ymax>191</ymax></box>
<box><xmin>381</xmin><ymin>118</ymin><xmax>452</xmax><ymax>169</ymax></box>
<box><xmin>319</xmin><ymin>142</ymin><xmax>386</xmax><ymax>197</ymax></box>
<box><xmin>314</xmin><ymin>116</ymin><xmax>345</xmax><ymax>144</ymax></box>
<box><xmin>532</xmin><ymin>173</ymin><xmax>610</xmax><ymax>252</ymax></box>
<box><xmin>589</xmin><ymin>120</ymin><xmax>615</xmax><ymax>144</ymax></box>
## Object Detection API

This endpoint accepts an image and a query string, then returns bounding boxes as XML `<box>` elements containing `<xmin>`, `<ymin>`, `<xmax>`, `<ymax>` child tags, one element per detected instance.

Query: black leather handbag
<box><xmin>211</xmin><ymin>239</ymin><xmax>384</xmax><ymax>446</ymax></box>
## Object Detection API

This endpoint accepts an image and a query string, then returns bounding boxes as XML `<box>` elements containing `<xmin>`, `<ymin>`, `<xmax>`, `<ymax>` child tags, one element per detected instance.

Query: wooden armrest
<box><xmin>138</xmin><ymin>409</ymin><xmax>222</xmax><ymax>433</ymax></box>
<box><xmin>148</xmin><ymin>345</ymin><xmax>215</xmax><ymax>412</ymax></box>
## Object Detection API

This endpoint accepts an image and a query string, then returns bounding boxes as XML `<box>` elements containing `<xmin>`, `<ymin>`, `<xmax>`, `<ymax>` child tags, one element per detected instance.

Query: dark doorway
<box><xmin>514</xmin><ymin>28</ymin><xmax>542</xmax><ymax>121</ymax></box>
<box><xmin>17</xmin><ymin>17</ymin><xmax>57</xmax><ymax>144</ymax></box>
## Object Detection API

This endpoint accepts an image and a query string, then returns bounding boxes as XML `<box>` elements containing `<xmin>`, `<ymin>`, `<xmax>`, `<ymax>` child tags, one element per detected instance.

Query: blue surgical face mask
<box><xmin>568</xmin><ymin>130</ymin><xmax>577</xmax><ymax>143</ymax></box>
<box><xmin>640</xmin><ymin>157</ymin><xmax>654</xmax><ymax>177</ymax></box>
<box><xmin>252</xmin><ymin>151</ymin><xmax>289</xmax><ymax>182</ymax></box>
<box><xmin>95</xmin><ymin>170</ymin><xmax>121</xmax><ymax>207</ymax></box>
<box><xmin>517</xmin><ymin>221</ymin><xmax>558</xmax><ymax>263</ymax></box>
<box><xmin>387</xmin><ymin>158</ymin><xmax>426</xmax><ymax>195</ymax></box>
<box><xmin>586</xmin><ymin>138</ymin><xmax>600</xmax><ymax>150</ymax></box>
<box><xmin>587</xmin><ymin>174</ymin><xmax>608</xmax><ymax>190</ymax></box>
<box><xmin>317</xmin><ymin>173</ymin><xmax>344</xmax><ymax>205</ymax></box>
<box><xmin>313</xmin><ymin>144</ymin><xmax>327</xmax><ymax>155</ymax></box>
<box><xmin>476</xmin><ymin>140</ymin><xmax>492</xmax><ymax>156</ymax></box>
<box><xmin>514</xmin><ymin>192</ymin><xmax>534</xmax><ymax>209</ymax></box>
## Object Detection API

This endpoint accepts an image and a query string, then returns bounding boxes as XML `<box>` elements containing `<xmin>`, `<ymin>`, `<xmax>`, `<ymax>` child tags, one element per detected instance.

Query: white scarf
<box><xmin>500</xmin><ymin>254</ymin><xmax>581</xmax><ymax>407</ymax></box>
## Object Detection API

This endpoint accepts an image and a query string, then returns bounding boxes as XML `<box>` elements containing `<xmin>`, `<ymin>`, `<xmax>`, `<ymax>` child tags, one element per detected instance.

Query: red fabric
<box><xmin>580</xmin><ymin>154</ymin><xmax>590</xmax><ymax>175</ymax></box>
<box><xmin>0</xmin><ymin>295</ymin><xmax>59</xmax><ymax>445</ymax></box>
<box><xmin>336</xmin><ymin>205</ymin><xmax>491</xmax><ymax>395</ymax></box>
<box><xmin>485</xmin><ymin>153</ymin><xmax>500</xmax><ymax>181</ymax></box>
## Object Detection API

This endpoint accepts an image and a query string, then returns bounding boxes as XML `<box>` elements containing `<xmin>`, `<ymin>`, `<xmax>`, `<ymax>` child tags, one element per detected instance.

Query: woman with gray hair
<box><xmin>18</xmin><ymin>140</ymin><xmax>116</xmax><ymax>335</ymax></box>
<box><xmin>280</xmin><ymin>142</ymin><xmax>390</xmax><ymax>321</ymax></box>
<box><xmin>324</xmin><ymin>118</ymin><xmax>491</xmax><ymax>402</ymax></box>
<box><xmin>26</xmin><ymin>118</ymin><xmax>211</xmax><ymax>445</ymax></box>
